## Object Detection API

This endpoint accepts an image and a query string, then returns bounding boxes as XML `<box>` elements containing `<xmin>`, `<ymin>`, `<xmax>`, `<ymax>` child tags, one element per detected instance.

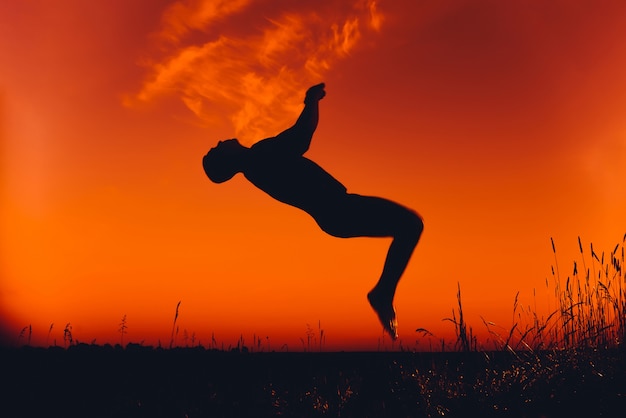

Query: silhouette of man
<box><xmin>202</xmin><ymin>83</ymin><xmax>423</xmax><ymax>339</ymax></box>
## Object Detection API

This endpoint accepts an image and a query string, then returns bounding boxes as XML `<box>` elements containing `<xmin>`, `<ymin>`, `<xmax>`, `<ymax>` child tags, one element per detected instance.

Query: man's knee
<box><xmin>403</xmin><ymin>210</ymin><xmax>423</xmax><ymax>245</ymax></box>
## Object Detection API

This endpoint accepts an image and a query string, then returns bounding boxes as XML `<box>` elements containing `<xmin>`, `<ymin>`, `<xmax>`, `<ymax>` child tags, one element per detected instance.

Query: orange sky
<box><xmin>1</xmin><ymin>0</ymin><xmax>625</xmax><ymax>350</ymax></box>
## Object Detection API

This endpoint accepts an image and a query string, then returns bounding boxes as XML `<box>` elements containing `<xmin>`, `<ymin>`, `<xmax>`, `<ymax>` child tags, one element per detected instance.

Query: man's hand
<box><xmin>304</xmin><ymin>83</ymin><xmax>326</xmax><ymax>104</ymax></box>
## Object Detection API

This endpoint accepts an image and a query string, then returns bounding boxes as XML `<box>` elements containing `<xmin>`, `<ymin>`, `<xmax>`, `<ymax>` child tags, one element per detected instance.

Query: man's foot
<box><xmin>367</xmin><ymin>289</ymin><xmax>398</xmax><ymax>340</ymax></box>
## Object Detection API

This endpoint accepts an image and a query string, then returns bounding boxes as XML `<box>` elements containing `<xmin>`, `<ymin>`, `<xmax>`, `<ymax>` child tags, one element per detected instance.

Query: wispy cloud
<box><xmin>157</xmin><ymin>0</ymin><xmax>252</xmax><ymax>45</ymax></box>
<box><xmin>130</xmin><ymin>0</ymin><xmax>384</xmax><ymax>144</ymax></box>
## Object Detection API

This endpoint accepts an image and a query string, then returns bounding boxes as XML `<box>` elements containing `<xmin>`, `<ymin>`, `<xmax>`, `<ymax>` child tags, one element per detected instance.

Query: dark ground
<box><xmin>2</xmin><ymin>344</ymin><xmax>625</xmax><ymax>417</ymax></box>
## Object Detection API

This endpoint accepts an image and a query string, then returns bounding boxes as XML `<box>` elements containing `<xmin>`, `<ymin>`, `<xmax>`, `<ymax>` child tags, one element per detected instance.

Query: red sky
<box><xmin>1</xmin><ymin>0</ymin><xmax>625</xmax><ymax>350</ymax></box>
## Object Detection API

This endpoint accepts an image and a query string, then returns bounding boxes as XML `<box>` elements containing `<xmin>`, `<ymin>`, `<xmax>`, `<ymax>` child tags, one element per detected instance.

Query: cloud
<box><xmin>157</xmin><ymin>0</ymin><xmax>252</xmax><ymax>45</ymax></box>
<box><xmin>131</xmin><ymin>0</ymin><xmax>384</xmax><ymax>144</ymax></box>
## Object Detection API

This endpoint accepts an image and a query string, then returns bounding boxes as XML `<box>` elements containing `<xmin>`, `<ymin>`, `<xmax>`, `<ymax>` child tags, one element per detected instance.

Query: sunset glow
<box><xmin>1</xmin><ymin>0</ymin><xmax>625</xmax><ymax>349</ymax></box>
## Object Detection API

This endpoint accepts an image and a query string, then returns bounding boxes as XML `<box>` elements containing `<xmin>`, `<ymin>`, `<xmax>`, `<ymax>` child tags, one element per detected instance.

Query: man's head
<box><xmin>202</xmin><ymin>138</ymin><xmax>246</xmax><ymax>183</ymax></box>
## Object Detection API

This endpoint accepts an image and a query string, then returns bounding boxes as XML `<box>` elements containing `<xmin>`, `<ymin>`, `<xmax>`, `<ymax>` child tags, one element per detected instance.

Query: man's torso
<box><xmin>243</xmin><ymin>139</ymin><xmax>347</xmax><ymax>214</ymax></box>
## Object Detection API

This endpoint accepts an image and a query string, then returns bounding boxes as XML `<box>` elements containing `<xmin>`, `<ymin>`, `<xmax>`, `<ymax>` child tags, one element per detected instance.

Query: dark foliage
<box><xmin>2</xmin><ymin>345</ymin><xmax>625</xmax><ymax>418</ymax></box>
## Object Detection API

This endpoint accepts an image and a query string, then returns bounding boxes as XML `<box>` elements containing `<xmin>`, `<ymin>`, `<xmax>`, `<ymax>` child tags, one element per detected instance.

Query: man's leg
<box><xmin>314</xmin><ymin>195</ymin><xmax>424</xmax><ymax>339</ymax></box>
<box><xmin>366</xmin><ymin>237</ymin><xmax>419</xmax><ymax>339</ymax></box>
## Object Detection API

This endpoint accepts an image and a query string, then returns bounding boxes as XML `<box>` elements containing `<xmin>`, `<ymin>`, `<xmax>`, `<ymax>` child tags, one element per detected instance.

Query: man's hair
<box><xmin>202</xmin><ymin>147</ymin><xmax>237</xmax><ymax>183</ymax></box>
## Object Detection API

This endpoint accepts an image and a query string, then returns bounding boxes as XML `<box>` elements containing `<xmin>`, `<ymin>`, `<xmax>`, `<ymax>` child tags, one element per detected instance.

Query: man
<box><xmin>202</xmin><ymin>83</ymin><xmax>423</xmax><ymax>339</ymax></box>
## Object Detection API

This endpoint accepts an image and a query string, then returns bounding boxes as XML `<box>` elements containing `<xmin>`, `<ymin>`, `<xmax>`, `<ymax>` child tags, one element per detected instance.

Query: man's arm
<box><xmin>270</xmin><ymin>83</ymin><xmax>326</xmax><ymax>155</ymax></box>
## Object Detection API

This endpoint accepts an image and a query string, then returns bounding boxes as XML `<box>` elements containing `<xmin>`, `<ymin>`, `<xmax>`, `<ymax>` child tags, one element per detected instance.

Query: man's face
<box><xmin>215</xmin><ymin>138</ymin><xmax>239</xmax><ymax>151</ymax></box>
<box><xmin>207</xmin><ymin>138</ymin><xmax>241</xmax><ymax>159</ymax></box>
<box><xmin>203</xmin><ymin>138</ymin><xmax>242</xmax><ymax>183</ymax></box>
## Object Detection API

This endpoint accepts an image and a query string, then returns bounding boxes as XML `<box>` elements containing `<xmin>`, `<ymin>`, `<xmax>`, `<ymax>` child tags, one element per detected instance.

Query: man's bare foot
<box><xmin>367</xmin><ymin>289</ymin><xmax>398</xmax><ymax>340</ymax></box>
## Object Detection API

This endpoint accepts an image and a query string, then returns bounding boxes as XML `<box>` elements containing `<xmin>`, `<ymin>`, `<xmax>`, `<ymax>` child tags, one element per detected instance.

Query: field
<box><xmin>2</xmin><ymin>344</ymin><xmax>625</xmax><ymax>417</ymax></box>
<box><xmin>3</xmin><ymin>236</ymin><xmax>626</xmax><ymax>417</ymax></box>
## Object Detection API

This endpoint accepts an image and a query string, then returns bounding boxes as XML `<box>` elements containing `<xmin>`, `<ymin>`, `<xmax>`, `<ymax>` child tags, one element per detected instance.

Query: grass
<box><xmin>3</xmin><ymin>235</ymin><xmax>626</xmax><ymax>417</ymax></box>
<box><xmin>3</xmin><ymin>343</ymin><xmax>624</xmax><ymax>417</ymax></box>
<box><xmin>441</xmin><ymin>234</ymin><xmax>625</xmax><ymax>355</ymax></box>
